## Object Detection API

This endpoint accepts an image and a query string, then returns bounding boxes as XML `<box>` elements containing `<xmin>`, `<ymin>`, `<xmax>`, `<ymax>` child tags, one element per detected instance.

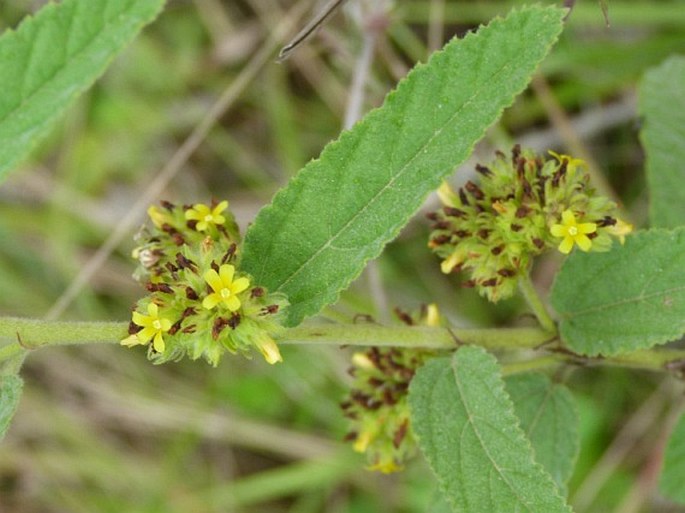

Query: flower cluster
<box><xmin>428</xmin><ymin>146</ymin><xmax>632</xmax><ymax>302</ymax></box>
<box><xmin>341</xmin><ymin>305</ymin><xmax>440</xmax><ymax>473</ymax></box>
<box><xmin>122</xmin><ymin>200</ymin><xmax>288</xmax><ymax>366</ymax></box>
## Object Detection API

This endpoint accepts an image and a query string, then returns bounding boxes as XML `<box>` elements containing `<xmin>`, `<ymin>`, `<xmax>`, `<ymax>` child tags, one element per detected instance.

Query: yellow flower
<box><xmin>125</xmin><ymin>303</ymin><xmax>172</xmax><ymax>352</ymax></box>
<box><xmin>367</xmin><ymin>460</ymin><xmax>402</xmax><ymax>474</ymax></box>
<box><xmin>548</xmin><ymin>151</ymin><xmax>586</xmax><ymax>174</ymax></box>
<box><xmin>184</xmin><ymin>201</ymin><xmax>228</xmax><ymax>231</ymax></box>
<box><xmin>437</xmin><ymin>181</ymin><xmax>458</xmax><ymax>206</ymax></box>
<box><xmin>147</xmin><ymin>205</ymin><xmax>172</xmax><ymax>229</ymax></box>
<box><xmin>550</xmin><ymin>209</ymin><xmax>597</xmax><ymax>254</ymax></box>
<box><xmin>607</xmin><ymin>218</ymin><xmax>633</xmax><ymax>245</ymax></box>
<box><xmin>255</xmin><ymin>334</ymin><xmax>283</xmax><ymax>365</ymax></box>
<box><xmin>202</xmin><ymin>264</ymin><xmax>250</xmax><ymax>311</ymax></box>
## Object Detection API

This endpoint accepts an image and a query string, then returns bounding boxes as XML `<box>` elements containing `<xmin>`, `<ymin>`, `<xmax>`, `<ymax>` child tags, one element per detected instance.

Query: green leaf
<box><xmin>242</xmin><ymin>6</ymin><xmax>565</xmax><ymax>326</ymax></box>
<box><xmin>409</xmin><ymin>346</ymin><xmax>573</xmax><ymax>513</ymax></box>
<box><xmin>551</xmin><ymin>228</ymin><xmax>685</xmax><ymax>356</ymax></box>
<box><xmin>0</xmin><ymin>0</ymin><xmax>166</xmax><ymax>183</ymax></box>
<box><xmin>660</xmin><ymin>412</ymin><xmax>685</xmax><ymax>504</ymax></box>
<box><xmin>0</xmin><ymin>374</ymin><xmax>23</xmax><ymax>441</ymax></box>
<box><xmin>506</xmin><ymin>373</ymin><xmax>579</xmax><ymax>495</ymax></box>
<box><xmin>639</xmin><ymin>56</ymin><xmax>685</xmax><ymax>228</ymax></box>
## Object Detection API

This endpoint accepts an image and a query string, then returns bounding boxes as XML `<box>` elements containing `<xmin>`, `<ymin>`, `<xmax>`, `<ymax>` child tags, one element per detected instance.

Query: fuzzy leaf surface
<box><xmin>639</xmin><ymin>56</ymin><xmax>685</xmax><ymax>228</ymax></box>
<box><xmin>659</xmin><ymin>412</ymin><xmax>685</xmax><ymax>504</ymax></box>
<box><xmin>409</xmin><ymin>346</ymin><xmax>572</xmax><ymax>513</ymax></box>
<box><xmin>241</xmin><ymin>6</ymin><xmax>565</xmax><ymax>326</ymax></box>
<box><xmin>0</xmin><ymin>0</ymin><xmax>166</xmax><ymax>183</ymax></box>
<box><xmin>551</xmin><ymin>228</ymin><xmax>685</xmax><ymax>356</ymax></box>
<box><xmin>506</xmin><ymin>373</ymin><xmax>579</xmax><ymax>494</ymax></box>
<box><xmin>0</xmin><ymin>375</ymin><xmax>23</xmax><ymax>441</ymax></box>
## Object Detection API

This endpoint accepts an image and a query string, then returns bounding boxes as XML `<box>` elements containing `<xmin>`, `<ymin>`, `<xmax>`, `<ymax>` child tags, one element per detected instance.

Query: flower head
<box><xmin>550</xmin><ymin>209</ymin><xmax>597</xmax><ymax>254</ymax></box>
<box><xmin>126</xmin><ymin>302</ymin><xmax>172</xmax><ymax>352</ymax></box>
<box><xmin>185</xmin><ymin>201</ymin><xmax>228</xmax><ymax>231</ymax></box>
<box><xmin>606</xmin><ymin>218</ymin><xmax>633</xmax><ymax>245</ymax></box>
<box><xmin>202</xmin><ymin>264</ymin><xmax>250</xmax><ymax>311</ymax></box>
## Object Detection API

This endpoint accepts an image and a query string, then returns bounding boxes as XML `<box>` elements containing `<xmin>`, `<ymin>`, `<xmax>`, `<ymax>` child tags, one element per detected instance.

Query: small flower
<box><xmin>128</xmin><ymin>303</ymin><xmax>172</xmax><ymax>352</ymax></box>
<box><xmin>548</xmin><ymin>150</ymin><xmax>586</xmax><ymax>174</ymax></box>
<box><xmin>185</xmin><ymin>201</ymin><xmax>228</xmax><ymax>231</ymax></box>
<box><xmin>550</xmin><ymin>209</ymin><xmax>597</xmax><ymax>254</ymax></box>
<box><xmin>147</xmin><ymin>205</ymin><xmax>173</xmax><ymax>229</ymax></box>
<box><xmin>254</xmin><ymin>334</ymin><xmax>283</xmax><ymax>365</ymax></box>
<box><xmin>606</xmin><ymin>218</ymin><xmax>633</xmax><ymax>245</ymax></box>
<box><xmin>202</xmin><ymin>264</ymin><xmax>250</xmax><ymax>311</ymax></box>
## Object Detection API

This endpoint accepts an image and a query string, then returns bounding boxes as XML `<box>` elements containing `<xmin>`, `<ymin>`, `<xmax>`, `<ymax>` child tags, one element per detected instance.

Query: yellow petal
<box><xmin>353</xmin><ymin>431</ymin><xmax>372</xmax><ymax>453</ymax></box>
<box><xmin>147</xmin><ymin>303</ymin><xmax>159</xmax><ymax>317</ymax></box>
<box><xmin>437</xmin><ymin>181</ymin><xmax>458</xmax><ymax>206</ymax></box>
<box><xmin>367</xmin><ymin>460</ymin><xmax>402</xmax><ymax>474</ymax></box>
<box><xmin>159</xmin><ymin>318</ymin><xmax>172</xmax><ymax>331</ymax></box>
<box><xmin>577</xmin><ymin>222</ymin><xmax>597</xmax><ymax>235</ymax></box>
<box><xmin>219</xmin><ymin>264</ymin><xmax>235</xmax><ymax>285</ymax></box>
<box><xmin>425</xmin><ymin>304</ymin><xmax>440</xmax><ymax>327</ymax></box>
<box><xmin>231</xmin><ymin>277</ymin><xmax>250</xmax><ymax>294</ymax></box>
<box><xmin>137</xmin><ymin>326</ymin><xmax>157</xmax><ymax>343</ymax></box>
<box><xmin>561</xmin><ymin>209</ymin><xmax>576</xmax><ymax>225</ymax></box>
<box><xmin>558</xmin><ymin>237</ymin><xmax>574</xmax><ymax>254</ymax></box>
<box><xmin>132</xmin><ymin>311</ymin><xmax>148</xmax><ymax>327</ymax></box>
<box><xmin>256</xmin><ymin>336</ymin><xmax>283</xmax><ymax>364</ymax></box>
<box><xmin>120</xmin><ymin>334</ymin><xmax>142</xmax><ymax>347</ymax></box>
<box><xmin>213</xmin><ymin>200</ymin><xmax>229</xmax><ymax>215</ymax></box>
<box><xmin>352</xmin><ymin>352</ymin><xmax>375</xmax><ymax>370</ymax></box>
<box><xmin>575</xmin><ymin>234</ymin><xmax>592</xmax><ymax>251</ymax></box>
<box><xmin>550</xmin><ymin>224</ymin><xmax>566</xmax><ymax>237</ymax></box>
<box><xmin>153</xmin><ymin>332</ymin><xmax>166</xmax><ymax>352</ymax></box>
<box><xmin>225</xmin><ymin>295</ymin><xmax>241</xmax><ymax>312</ymax></box>
<box><xmin>202</xmin><ymin>293</ymin><xmax>221</xmax><ymax>310</ymax></box>
<box><xmin>212</xmin><ymin>214</ymin><xmax>226</xmax><ymax>225</ymax></box>
<box><xmin>440</xmin><ymin>251</ymin><xmax>462</xmax><ymax>274</ymax></box>
<box><xmin>204</xmin><ymin>269</ymin><xmax>223</xmax><ymax>292</ymax></box>
<box><xmin>195</xmin><ymin>221</ymin><xmax>209</xmax><ymax>232</ymax></box>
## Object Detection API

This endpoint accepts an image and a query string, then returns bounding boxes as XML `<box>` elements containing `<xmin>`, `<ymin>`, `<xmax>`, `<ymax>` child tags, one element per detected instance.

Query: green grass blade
<box><xmin>409</xmin><ymin>347</ymin><xmax>573</xmax><ymax>512</ymax></box>
<box><xmin>639</xmin><ymin>56</ymin><xmax>685</xmax><ymax>228</ymax></box>
<box><xmin>659</xmin><ymin>412</ymin><xmax>685</xmax><ymax>504</ymax></box>
<box><xmin>0</xmin><ymin>0</ymin><xmax>166</xmax><ymax>183</ymax></box>
<box><xmin>242</xmin><ymin>6</ymin><xmax>565</xmax><ymax>326</ymax></box>
<box><xmin>551</xmin><ymin>228</ymin><xmax>685</xmax><ymax>356</ymax></box>
<box><xmin>506</xmin><ymin>373</ymin><xmax>579</xmax><ymax>495</ymax></box>
<box><xmin>0</xmin><ymin>374</ymin><xmax>23</xmax><ymax>441</ymax></box>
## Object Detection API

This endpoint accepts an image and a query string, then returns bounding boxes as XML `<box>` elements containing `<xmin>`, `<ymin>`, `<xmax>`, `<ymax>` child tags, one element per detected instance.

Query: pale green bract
<box><xmin>0</xmin><ymin>0</ymin><xmax>166</xmax><ymax>183</ymax></box>
<box><xmin>506</xmin><ymin>373</ymin><xmax>579</xmax><ymax>495</ymax></box>
<box><xmin>408</xmin><ymin>346</ymin><xmax>573</xmax><ymax>513</ymax></box>
<box><xmin>242</xmin><ymin>6</ymin><xmax>565</xmax><ymax>326</ymax></box>
<box><xmin>0</xmin><ymin>375</ymin><xmax>23</xmax><ymax>440</ymax></box>
<box><xmin>639</xmin><ymin>56</ymin><xmax>685</xmax><ymax>228</ymax></box>
<box><xmin>551</xmin><ymin>228</ymin><xmax>685</xmax><ymax>356</ymax></box>
<box><xmin>659</xmin><ymin>412</ymin><xmax>685</xmax><ymax>504</ymax></box>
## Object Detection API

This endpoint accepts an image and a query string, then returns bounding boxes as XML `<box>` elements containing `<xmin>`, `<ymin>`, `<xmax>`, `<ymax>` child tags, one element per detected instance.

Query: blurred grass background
<box><xmin>1</xmin><ymin>0</ymin><xmax>684</xmax><ymax>511</ymax></box>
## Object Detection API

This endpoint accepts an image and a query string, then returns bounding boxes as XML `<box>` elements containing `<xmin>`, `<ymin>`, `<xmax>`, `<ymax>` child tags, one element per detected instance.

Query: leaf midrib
<box><xmin>0</xmin><ymin>0</ymin><xmax>138</xmax><ymax>128</ymax></box>
<box><xmin>272</xmin><ymin>59</ymin><xmax>513</xmax><ymax>293</ymax></box>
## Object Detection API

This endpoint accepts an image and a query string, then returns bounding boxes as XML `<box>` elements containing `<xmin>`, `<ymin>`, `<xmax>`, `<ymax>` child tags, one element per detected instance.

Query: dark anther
<box><xmin>394</xmin><ymin>307</ymin><xmax>414</xmax><ymax>326</ymax></box>
<box><xmin>475</xmin><ymin>164</ymin><xmax>493</xmax><ymax>177</ymax></box>
<box><xmin>597</xmin><ymin>216</ymin><xmax>617</xmax><ymax>227</ymax></box>
<box><xmin>495</xmin><ymin>149</ymin><xmax>506</xmax><ymax>160</ymax></box>
<box><xmin>185</xmin><ymin>287</ymin><xmax>199</xmax><ymax>300</ymax></box>
<box><xmin>128</xmin><ymin>321</ymin><xmax>141</xmax><ymax>335</ymax></box>
<box><xmin>444</xmin><ymin>206</ymin><xmax>467</xmax><ymax>218</ymax></box>
<box><xmin>182</xmin><ymin>324</ymin><xmax>196</xmax><ymax>334</ymax></box>
<box><xmin>160</xmin><ymin>200</ymin><xmax>175</xmax><ymax>211</ymax></box>
<box><xmin>221</xmin><ymin>243</ymin><xmax>237</xmax><ymax>264</ymax></box>
<box><xmin>260</xmin><ymin>305</ymin><xmax>279</xmax><ymax>315</ymax></box>
<box><xmin>251</xmin><ymin>287</ymin><xmax>264</xmax><ymax>298</ymax></box>
<box><xmin>498</xmin><ymin>268</ymin><xmax>517</xmax><ymax>277</ymax></box>
<box><xmin>511</xmin><ymin>144</ymin><xmax>521</xmax><ymax>164</ymax></box>
<box><xmin>383</xmin><ymin>388</ymin><xmax>397</xmax><ymax>406</ymax></box>
<box><xmin>146</xmin><ymin>282</ymin><xmax>174</xmax><ymax>294</ymax></box>
<box><xmin>491</xmin><ymin>244</ymin><xmax>505</xmax><ymax>255</ymax></box>
<box><xmin>343</xmin><ymin>432</ymin><xmax>357</xmax><ymax>442</ymax></box>
<box><xmin>458</xmin><ymin>188</ymin><xmax>469</xmax><ymax>206</ymax></box>
<box><xmin>393</xmin><ymin>420</ymin><xmax>409</xmax><ymax>449</ymax></box>
<box><xmin>465</xmin><ymin>181</ymin><xmax>485</xmax><ymax>200</ymax></box>
<box><xmin>432</xmin><ymin>221</ymin><xmax>451</xmax><ymax>230</ymax></box>
<box><xmin>515</xmin><ymin>205</ymin><xmax>532</xmax><ymax>218</ymax></box>
<box><xmin>168</xmin><ymin>319</ymin><xmax>183</xmax><ymax>336</ymax></box>
<box><xmin>212</xmin><ymin>318</ymin><xmax>230</xmax><ymax>340</ymax></box>
<box><xmin>210</xmin><ymin>261</ymin><xmax>220</xmax><ymax>272</ymax></box>
<box><xmin>182</xmin><ymin>307</ymin><xmax>196</xmax><ymax>318</ymax></box>
<box><xmin>532</xmin><ymin>238</ymin><xmax>545</xmax><ymax>249</ymax></box>
<box><xmin>454</xmin><ymin>229</ymin><xmax>471</xmax><ymax>238</ymax></box>
<box><xmin>552</xmin><ymin>160</ymin><xmax>568</xmax><ymax>187</ymax></box>
<box><xmin>588</xmin><ymin>232</ymin><xmax>598</xmax><ymax>239</ymax></box>
<box><xmin>175</xmin><ymin>253</ymin><xmax>198</xmax><ymax>272</ymax></box>
<box><xmin>186</xmin><ymin>219</ymin><xmax>198</xmax><ymax>231</ymax></box>
<box><xmin>462</xmin><ymin>279</ymin><xmax>476</xmax><ymax>288</ymax></box>
<box><xmin>477</xmin><ymin>228</ymin><xmax>491</xmax><ymax>240</ymax></box>
<box><xmin>426</xmin><ymin>211</ymin><xmax>439</xmax><ymax>221</ymax></box>
<box><xmin>430</xmin><ymin>234</ymin><xmax>451</xmax><ymax>246</ymax></box>
<box><xmin>481</xmin><ymin>278</ymin><xmax>498</xmax><ymax>287</ymax></box>
<box><xmin>171</xmin><ymin>232</ymin><xmax>185</xmax><ymax>246</ymax></box>
<box><xmin>510</xmin><ymin>223</ymin><xmax>523</xmax><ymax>232</ymax></box>
<box><xmin>228</xmin><ymin>312</ymin><xmax>241</xmax><ymax>329</ymax></box>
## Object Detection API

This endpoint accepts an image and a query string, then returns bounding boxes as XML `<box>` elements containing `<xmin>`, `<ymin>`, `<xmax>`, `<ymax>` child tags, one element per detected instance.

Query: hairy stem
<box><xmin>518</xmin><ymin>273</ymin><xmax>557</xmax><ymax>334</ymax></box>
